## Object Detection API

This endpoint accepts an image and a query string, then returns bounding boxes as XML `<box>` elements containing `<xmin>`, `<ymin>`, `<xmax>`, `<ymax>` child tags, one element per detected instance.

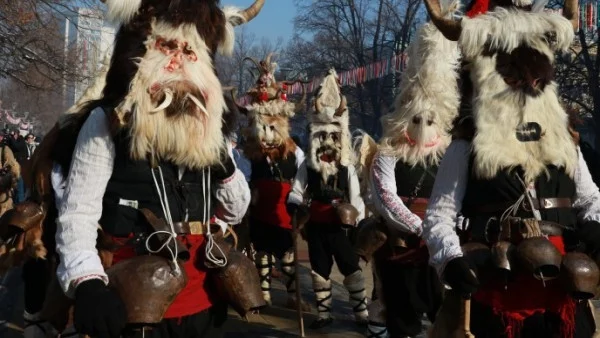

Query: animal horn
<box><xmin>423</xmin><ymin>0</ymin><xmax>462</xmax><ymax>41</ymax></box>
<box><xmin>265</xmin><ymin>52</ymin><xmax>274</xmax><ymax>67</ymax></box>
<box><xmin>562</xmin><ymin>0</ymin><xmax>578</xmax><ymax>30</ymax></box>
<box><xmin>150</xmin><ymin>90</ymin><xmax>173</xmax><ymax>113</ymax></box>
<box><xmin>186</xmin><ymin>94</ymin><xmax>209</xmax><ymax>118</ymax></box>
<box><xmin>314</xmin><ymin>93</ymin><xmax>324</xmax><ymax>114</ymax></box>
<box><xmin>243</xmin><ymin>57</ymin><xmax>262</xmax><ymax>73</ymax></box>
<box><xmin>334</xmin><ymin>96</ymin><xmax>347</xmax><ymax>117</ymax></box>
<box><xmin>234</xmin><ymin>0</ymin><xmax>265</xmax><ymax>26</ymax></box>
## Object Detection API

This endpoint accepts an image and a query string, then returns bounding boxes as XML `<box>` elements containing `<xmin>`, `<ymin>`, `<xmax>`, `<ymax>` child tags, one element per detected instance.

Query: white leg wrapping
<box><xmin>23</xmin><ymin>311</ymin><xmax>58</xmax><ymax>338</ymax></box>
<box><xmin>344</xmin><ymin>270</ymin><xmax>369</xmax><ymax>324</ymax></box>
<box><xmin>256</xmin><ymin>252</ymin><xmax>272</xmax><ymax>304</ymax></box>
<box><xmin>311</xmin><ymin>271</ymin><xmax>333</xmax><ymax>320</ymax></box>
<box><xmin>367</xmin><ymin>299</ymin><xmax>389</xmax><ymax>338</ymax></box>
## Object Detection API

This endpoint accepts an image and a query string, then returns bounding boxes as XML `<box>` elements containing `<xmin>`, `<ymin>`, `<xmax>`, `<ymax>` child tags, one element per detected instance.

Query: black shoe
<box><xmin>310</xmin><ymin>317</ymin><xmax>333</xmax><ymax>329</ymax></box>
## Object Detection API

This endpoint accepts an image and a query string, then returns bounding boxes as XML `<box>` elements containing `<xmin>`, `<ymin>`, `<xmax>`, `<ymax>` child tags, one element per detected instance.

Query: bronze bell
<box><xmin>491</xmin><ymin>241</ymin><xmax>515</xmax><ymax>273</ymax></box>
<box><xmin>461</xmin><ymin>242</ymin><xmax>491</xmax><ymax>269</ymax></box>
<box><xmin>561</xmin><ymin>252</ymin><xmax>600</xmax><ymax>300</ymax></box>
<box><xmin>0</xmin><ymin>201</ymin><xmax>45</xmax><ymax>240</ymax></box>
<box><xmin>106</xmin><ymin>255</ymin><xmax>188</xmax><ymax>324</ymax></box>
<box><xmin>211</xmin><ymin>250</ymin><xmax>267</xmax><ymax>317</ymax></box>
<box><xmin>354</xmin><ymin>217</ymin><xmax>387</xmax><ymax>261</ymax></box>
<box><xmin>515</xmin><ymin>237</ymin><xmax>562</xmax><ymax>281</ymax></box>
<box><xmin>335</xmin><ymin>203</ymin><xmax>359</xmax><ymax>227</ymax></box>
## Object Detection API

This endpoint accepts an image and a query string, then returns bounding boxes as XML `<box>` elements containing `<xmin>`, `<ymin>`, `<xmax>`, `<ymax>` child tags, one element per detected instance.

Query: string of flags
<box><xmin>236</xmin><ymin>52</ymin><xmax>409</xmax><ymax>106</ymax></box>
<box><xmin>545</xmin><ymin>1</ymin><xmax>599</xmax><ymax>33</ymax></box>
<box><xmin>0</xmin><ymin>109</ymin><xmax>35</xmax><ymax>133</ymax></box>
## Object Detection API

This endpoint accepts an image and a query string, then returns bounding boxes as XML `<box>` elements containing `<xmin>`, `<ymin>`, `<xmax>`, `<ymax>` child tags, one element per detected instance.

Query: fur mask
<box><xmin>424</xmin><ymin>0</ymin><xmax>579</xmax><ymax>183</ymax></box>
<box><xmin>308</xmin><ymin>69</ymin><xmax>353</xmax><ymax>181</ymax></box>
<box><xmin>100</xmin><ymin>0</ymin><xmax>265</xmax><ymax>170</ymax></box>
<box><xmin>379</xmin><ymin>1</ymin><xmax>461</xmax><ymax>167</ymax></box>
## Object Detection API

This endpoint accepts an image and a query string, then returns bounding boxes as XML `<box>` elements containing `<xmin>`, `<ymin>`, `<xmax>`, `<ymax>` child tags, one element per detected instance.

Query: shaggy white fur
<box><xmin>118</xmin><ymin>20</ymin><xmax>227</xmax><ymax>170</ymax></box>
<box><xmin>379</xmin><ymin>1</ymin><xmax>461</xmax><ymax>167</ymax></box>
<box><xmin>308</xmin><ymin>70</ymin><xmax>353</xmax><ymax>178</ymax></box>
<box><xmin>460</xmin><ymin>8</ymin><xmax>574</xmax><ymax>61</ymax></box>
<box><xmin>247</xmin><ymin>99</ymin><xmax>297</xmax><ymax>118</ymax></box>
<box><xmin>220</xmin><ymin>7</ymin><xmax>245</xmax><ymax>56</ymax></box>
<box><xmin>104</xmin><ymin>0</ymin><xmax>142</xmax><ymax>24</ymax></box>
<box><xmin>460</xmin><ymin>9</ymin><xmax>578</xmax><ymax>182</ymax></box>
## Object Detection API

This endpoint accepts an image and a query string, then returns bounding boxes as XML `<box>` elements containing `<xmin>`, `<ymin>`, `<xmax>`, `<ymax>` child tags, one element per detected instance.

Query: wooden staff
<box><xmin>291</xmin><ymin>212</ymin><xmax>305</xmax><ymax>337</ymax></box>
<box><xmin>462</xmin><ymin>298</ymin><xmax>475</xmax><ymax>338</ymax></box>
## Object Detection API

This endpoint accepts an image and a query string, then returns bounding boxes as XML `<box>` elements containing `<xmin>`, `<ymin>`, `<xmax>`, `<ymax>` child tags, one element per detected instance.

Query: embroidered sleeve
<box><xmin>573</xmin><ymin>147</ymin><xmax>600</xmax><ymax>223</ymax></box>
<box><xmin>422</xmin><ymin>140</ymin><xmax>469</xmax><ymax>277</ymax></box>
<box><xmin>348</xmin><ymin>165</ymin><xmax>365</xmax><ymax>223</ymax></box>
<box><xmin>56</xmin><ymin>108</ymin><xmax>114</xmax><ymax>297</ymax></box>
<box><xmin>288</xmin><ymin>161</ymin><xmax>308</xmax><ymax>205</ymax></box>
<box><xmin>369</xmin><ymin>152</ymin><xmax>423</xmax><ymax>235</ymax></box>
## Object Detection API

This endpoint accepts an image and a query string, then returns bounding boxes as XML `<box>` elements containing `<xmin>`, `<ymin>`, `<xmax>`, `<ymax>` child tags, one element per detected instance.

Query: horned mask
<box><xmin>100</xmin><ymin>0</ymin><xmax>265</xmax><ymax>170</ymax></box>
<box><xmin>241</xmin><ymin>53</ymin><xmax>306</xmax><ymax>161</ymax></box>
<box><xmin>424</xmin><ymin>0</ymin><xmax>579</xmax><ymax>182</ymax></box>
<box><xmin>379</xmin><ymin>0</ymin><xmax>461</xmax><ymax>167</ymax></box>
<box><xmin>308</xmin><ymin>69</ymin><xmax>353</xmax><ymax>181</ymax></box>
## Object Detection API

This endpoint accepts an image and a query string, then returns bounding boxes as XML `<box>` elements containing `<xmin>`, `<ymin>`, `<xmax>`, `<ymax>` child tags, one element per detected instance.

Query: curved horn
<box><xmin>234</xmin><ymin>0</ymin><xmax>265</xmax><ymax>26</ymax></box>
<box><xmin>150</xmin><ymin>90</ymin><xmax>173</xmax><ymax>113</ymax></box>
<box><xmin>314</xmin><ymin>93</ymin><xmax>324</xmax><ymax>114</ymax></box>
<box><xmin>334</xmin><ymin>96</ymin><xmax>347</xmax><ymax>117</ymax></box>
<box><xmin>243</xmin><ymin>57</ymin><xmax>262</xmax><ymax>72</ymax></box>
<box><xmin>265</xmin><ymin>52</ymin><xmax>274</xmax><ymax>67</ymax></box>
<box><xmin>423</xmin><ymin>0</ymin><xmax>462</xmax><ymax>41</ymax></box>
<box><xmin>562</xmin><ymin>0</ymin><xmax>578</xmax><ymax>30</ymax></box>
<box><xmin>186</xmin><ymin>94</ymin><xmax>209</xmax><ymax>118</ymax></box>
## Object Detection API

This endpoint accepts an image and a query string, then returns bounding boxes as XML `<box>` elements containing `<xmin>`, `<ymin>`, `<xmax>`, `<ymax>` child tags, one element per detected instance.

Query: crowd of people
<box><xmin>1</xmin><ymin>0</ymin><xmax>600</xmax><ymax>338</ymax></box>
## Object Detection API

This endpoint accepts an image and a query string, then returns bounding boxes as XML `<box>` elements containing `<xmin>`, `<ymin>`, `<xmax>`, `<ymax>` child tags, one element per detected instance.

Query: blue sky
<box><xmin>227</xmin><ymin>0</ymin><xmax>296</xmax><ymax>42</ymax></box>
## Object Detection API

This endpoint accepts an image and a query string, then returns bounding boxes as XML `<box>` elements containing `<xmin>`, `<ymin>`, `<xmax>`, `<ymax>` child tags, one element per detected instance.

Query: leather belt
<box><xmin>473</xmin><ymin>197</ymin><xmax>572</xmax><ymax>214</ymax></box>
<box><xmin>172</xmin><ymin>221</ymin><xmax>205</xmax><ymax>235</ymax></box>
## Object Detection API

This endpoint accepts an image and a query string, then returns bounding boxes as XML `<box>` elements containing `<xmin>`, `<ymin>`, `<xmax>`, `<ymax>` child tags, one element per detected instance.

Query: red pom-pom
<box><xmin>466</xmin><ymin>0</ymin><xmax>490</xmax><ymax>17</ymax></box>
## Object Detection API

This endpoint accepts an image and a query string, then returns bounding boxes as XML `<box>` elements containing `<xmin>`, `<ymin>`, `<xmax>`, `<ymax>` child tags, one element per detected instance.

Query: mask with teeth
<box><xmin>307</xmin><ymin>69</ymin><xmax>353</xmax><ymax>181</ymax></box>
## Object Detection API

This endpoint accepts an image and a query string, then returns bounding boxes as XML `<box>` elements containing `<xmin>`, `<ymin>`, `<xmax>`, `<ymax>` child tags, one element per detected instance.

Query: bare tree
<box><xmin>285</xmin><ymin>0</ymin><xmax>423</xmax><ymax>136</ymax></box>
<box><xmin>550</xmin><ymin>0</ymin><xmax>600</xmax><ymax>147</ymax></box>
<box><xmin>216</xmin><ymin>26</ymin><xmax>285</xmax><ymax>94</ymax></box>
<box><xmin>0</xmin><ymin>0</ymin><xmax>105</xmax><ymax>133</ymax></box>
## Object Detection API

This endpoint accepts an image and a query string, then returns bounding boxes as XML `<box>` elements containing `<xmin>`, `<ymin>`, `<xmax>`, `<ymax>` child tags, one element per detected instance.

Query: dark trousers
<box><xmin>375</xmin><ymin>256</ymin><xmax>442</xmax><ymax>337</ymax></box>
<box><xmin>22</xmin><ymin>258</ymin><xmax>49</xmax><ymax>314</ymax></box>
<box><xmin>305</xmin><ymin>222</ymin><xmax>360</xmax><ymax>279</ymax></box>
<box><xmin>249</xmin><ymin>219</ymin><xmax>293</xmax><ymax>259</ymax></box>
<box><xmin>123</xmin><ymin>303</ymin><xmax>228</xmax><ymax>338</ymax></box>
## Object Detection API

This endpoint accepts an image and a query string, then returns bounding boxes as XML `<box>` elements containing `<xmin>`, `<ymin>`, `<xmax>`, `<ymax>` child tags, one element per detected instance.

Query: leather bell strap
<box><xmin>473</xmin><ymin>197</ymin><xmax>572</xmax><ymax>214</ymax></box>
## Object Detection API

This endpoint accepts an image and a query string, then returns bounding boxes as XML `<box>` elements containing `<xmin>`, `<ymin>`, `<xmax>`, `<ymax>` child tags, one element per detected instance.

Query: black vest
<box><xmin>306</xmin><ymin>166</ymin><xmax>349</xmax><ymax>203</ymax></box>
<box><xmin>250</xmin><ymin>154</ymin><xmax>297</xmax><ymax>182</ymax></box>
<box><xmin>462</xmin><ymin>159</ymin><xmax>577</xmax><ymax>241</ymax></box>
<box><xmin>99</xmin><ymin>132</ymin><xmax>216</xmax><ymax>237</ymax></box>
<box><xmin>394</xmin><ymin>160</ymin><xmax>438</xmax><ymax>199</ymax></box>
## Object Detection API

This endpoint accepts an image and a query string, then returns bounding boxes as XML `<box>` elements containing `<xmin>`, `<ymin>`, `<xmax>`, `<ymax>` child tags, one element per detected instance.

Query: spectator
<box><xmin>25</xmin><ymin>134</ymin><xmax>36</xmax><ymax>161</ymax></box>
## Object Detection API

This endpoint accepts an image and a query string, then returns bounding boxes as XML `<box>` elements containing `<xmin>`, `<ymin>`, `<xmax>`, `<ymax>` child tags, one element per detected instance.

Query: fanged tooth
<box><xmin>187</xmin><ymin>94</ymin><xmax>209</xmax><ymax>117</ymax></box>
<box><xmin>150</xmin><ymin>89</ymin><xmax>173</xmax><ymax>113</ymax></box>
